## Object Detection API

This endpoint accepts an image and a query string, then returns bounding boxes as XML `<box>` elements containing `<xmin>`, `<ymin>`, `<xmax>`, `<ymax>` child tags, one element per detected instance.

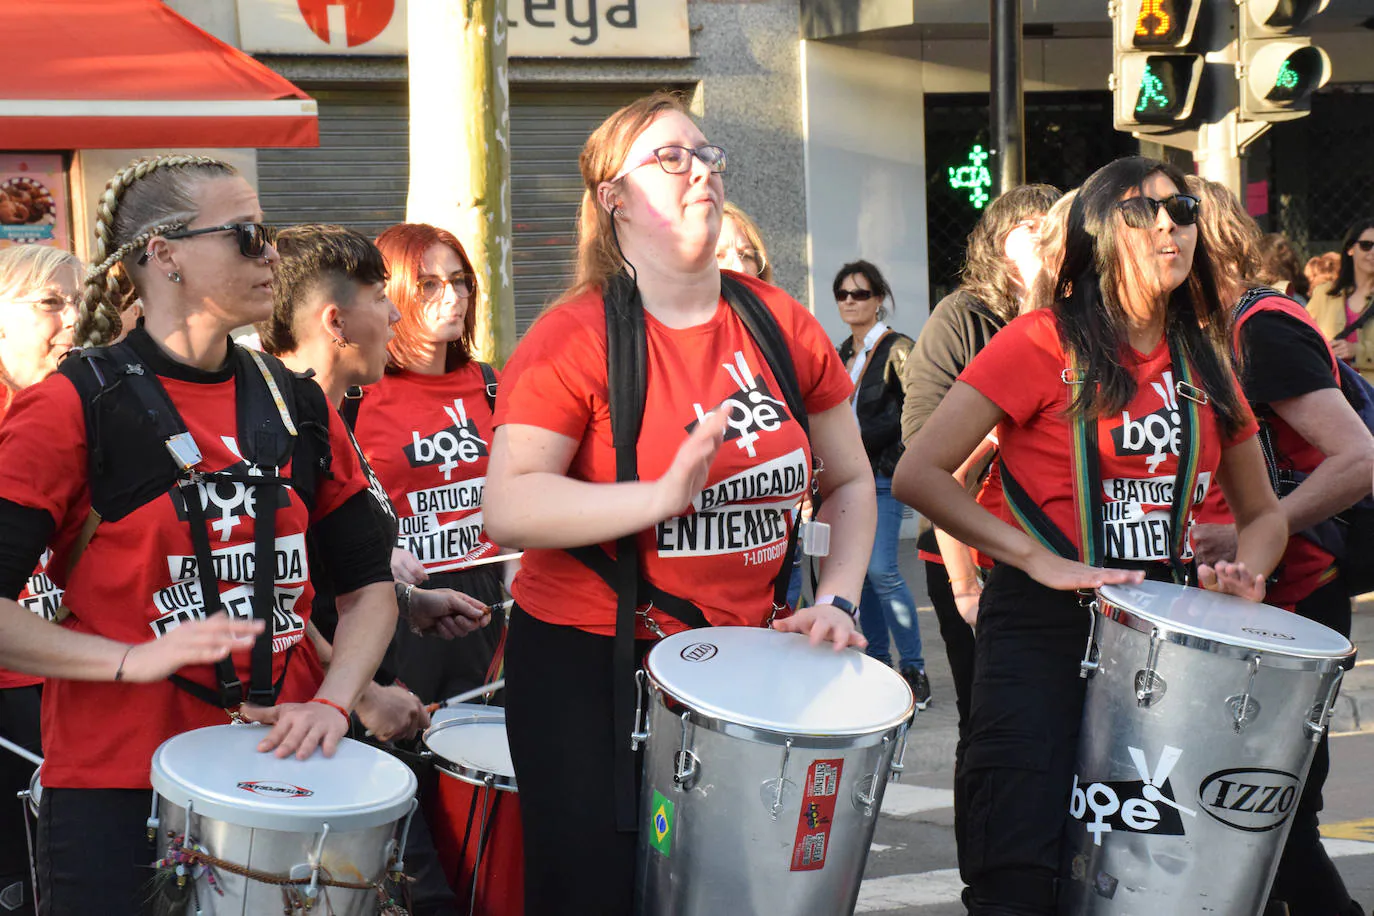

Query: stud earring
<box><xmin>168</xmin><ymin>271</ymin><xmax>181</xmax><ymax>284</ymax></box>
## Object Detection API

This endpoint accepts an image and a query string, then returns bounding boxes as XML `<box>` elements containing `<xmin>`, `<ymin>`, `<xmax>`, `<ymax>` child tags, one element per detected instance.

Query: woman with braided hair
<box><xmin>0</xmin><ymin>155</ymin><xmax>398</xmax><ymax>914</ymax></box>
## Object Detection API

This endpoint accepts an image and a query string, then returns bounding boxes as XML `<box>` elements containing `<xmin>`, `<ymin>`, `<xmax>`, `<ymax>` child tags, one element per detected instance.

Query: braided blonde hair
<box><xmin>77</xmin><ymin>155</ymin><xmax>236</xmax><ymax>348</ymax></box>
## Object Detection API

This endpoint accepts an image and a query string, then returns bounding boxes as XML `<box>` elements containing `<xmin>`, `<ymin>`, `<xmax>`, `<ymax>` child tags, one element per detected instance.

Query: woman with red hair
<box><xmin>351</xmin><ymin>223</ymin><xmax>505</xmax><ymax>705</ymax></box>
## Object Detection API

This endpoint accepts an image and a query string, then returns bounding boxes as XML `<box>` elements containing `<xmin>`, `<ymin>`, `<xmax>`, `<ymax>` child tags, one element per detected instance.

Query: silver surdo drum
<box><xmin>150</xmin><ymin>724</ymin><xmax>418</xmax><ymax>915</ymax></box>
<box><xmin>635</xmin><ymin>627</ymin><xmax>914</xmax><ymax>915</ymax></box>
<box><xmin>1061</xmin><ymin>581</ymin><xmax>1354</xmax><ymax>914</ymax></box>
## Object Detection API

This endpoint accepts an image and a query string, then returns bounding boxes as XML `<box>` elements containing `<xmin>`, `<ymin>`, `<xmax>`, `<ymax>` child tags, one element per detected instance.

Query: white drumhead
<box><xmin>150</xmin><ymin>724</ymin><xmax>417</xmax><ymax>833</ymax></box>
<box><xmin>1097</xmin><ymin>581</ymin><xmax>1354</xmax><ymax>658</ymax></box>
<box><xmin>423</xmin><ymin>717</ymin><xmax>515</xmax><ymax>780</ymax></box>
<box><xmin>429</xmin><ymin>702</ymin><xmax>504</xmax><ymax>729</ymax></box>
<box><xmin>645</xmin><ymin>627</ymin><xmax>914</xmax><ymax>736</ymax></box>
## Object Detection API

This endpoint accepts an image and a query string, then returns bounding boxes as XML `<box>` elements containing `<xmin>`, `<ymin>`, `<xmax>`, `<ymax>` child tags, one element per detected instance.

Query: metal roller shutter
<box><xmin>258</xmin><ymin>85</ymin><xmax>644</xmax><ymax>338</ymax></box>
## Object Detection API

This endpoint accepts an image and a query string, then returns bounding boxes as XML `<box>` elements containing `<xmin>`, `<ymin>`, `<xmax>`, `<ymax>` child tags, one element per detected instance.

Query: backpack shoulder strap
<box><xmin>720</xmin><ymin>274</ymin><xmax>809</xmax><ymax>438</ymax></box>
<box><xmin>478</xmin><ymin>361</ymin><xmax>498</xmax><ymax>413</ymax></box>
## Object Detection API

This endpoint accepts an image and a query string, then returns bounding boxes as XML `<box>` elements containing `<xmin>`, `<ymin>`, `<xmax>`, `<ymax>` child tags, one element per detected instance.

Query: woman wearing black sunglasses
<box><xmin>0</xmin><ymin>155</ymin><xmax>398</xmax><ymax>914</ymax></box>
<box><xmin>895</xmin><ymin>156</ymin><xmax>1287</xmax><ymax>916</ymax></box>
<box><xmin>1307</xmin><ymin>217</ymin><xmax>1374</xmax><ymax>383</ymax></box>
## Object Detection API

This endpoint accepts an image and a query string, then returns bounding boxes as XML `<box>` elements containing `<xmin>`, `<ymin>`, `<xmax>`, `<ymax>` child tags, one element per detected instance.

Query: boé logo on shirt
<box><xmin>688</xmin><ymin>351</ymin><xmax>790</xmax><ymax>458</ymax></box>
<box><xmin>171</xmin><ymin>453</ymin><xmax>290</xmax><ymax>543</ymax></box>
<box><xmin>1110</xmin><ymin>371</ymin><xmax>1183</xmax><ymax>474</ymax></box>
<box><xmin>405</xmin><ymin>399</ymin><xmax>489</xmax><ymax>481</ymax></box>
<box><xmin>1069</xmin><ymin>744</ymin><xmax>1196</xmax><ymax>846</ymax></box>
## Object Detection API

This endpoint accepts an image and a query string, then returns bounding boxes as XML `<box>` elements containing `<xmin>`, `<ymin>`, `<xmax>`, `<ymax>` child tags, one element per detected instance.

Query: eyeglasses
<box><xmin>19</xmin><ymin>292</ymin><xmax>78</xmax><ymax>314</ymax></box>
<box><xmin>1354</xmin><ymin>240</ymin><xmax>1374</xmax><ymax>253</ymax></box>
<box><xmin>138</xmin><ymin>222</ymin><xmax>274</xmax><ymax>264</ymax></box>
<box><xmin>416</xmin><ymin>272</ymin><xmax>474</xmax><ymax>302</ymax></box>
<box><xmin>836</xmin><ymin>289</ymin><xmax>876</xmax><ymax>302</ymax></box>
<box><xmin>1117</xmin><ymin>194</ymin><xmax>1201</xmax><ymax>230</ymax></box>
<box><xmin>717</xmin><ymin>246</ymin><xmax>766</xmax><ymax>274</ymax></box>
<box><xmin>613</xmin><ymin>145</ymin><xmax>727</xmax><ymax>181</ymax></box>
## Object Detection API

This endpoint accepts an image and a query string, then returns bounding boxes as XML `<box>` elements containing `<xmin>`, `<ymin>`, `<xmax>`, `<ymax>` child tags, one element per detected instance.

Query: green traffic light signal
<box><xmin>1131</xmin><ymin>55</ymin><xmax>1196</xmax><ymax>123</ymax></box>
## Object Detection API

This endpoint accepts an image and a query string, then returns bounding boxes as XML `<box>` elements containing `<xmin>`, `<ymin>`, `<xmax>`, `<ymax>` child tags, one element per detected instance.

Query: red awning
<box><xmin>2</xmin><ymin>0</ymin><xmax>318</xmax><ymax>150</ymax></box>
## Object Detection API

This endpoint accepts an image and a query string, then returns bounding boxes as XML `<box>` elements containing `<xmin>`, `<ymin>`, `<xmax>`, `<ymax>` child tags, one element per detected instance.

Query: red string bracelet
<box><xmin>309</xmin><ymin>697</ymin><xmax>350</xmax><ymax>723</ymax></box>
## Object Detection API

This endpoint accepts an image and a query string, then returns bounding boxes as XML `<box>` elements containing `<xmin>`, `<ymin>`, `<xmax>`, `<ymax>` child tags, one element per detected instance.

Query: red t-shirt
<box><xmin>0</xmin><ymin>364</ymin><xmax>366</xmax><ymax>789</ymax></box>
<box><xmin>494</xmin><ymin>272</ymin><xmax>853</xmax><ymax>636</ymax></box>
<box><xmin>0</xmin><ymin>386</ymin><xmax>50</xmax><ymax>690</ymax></box>
<box><xmin>960</xmin><ymin>309</ymin><xmax>1257</xmax><ymax>565</ymax></box>
<box><xmin>352</xmin><ymin>363</ymin><xmax>500</xmax><ymax>575</ymax></box>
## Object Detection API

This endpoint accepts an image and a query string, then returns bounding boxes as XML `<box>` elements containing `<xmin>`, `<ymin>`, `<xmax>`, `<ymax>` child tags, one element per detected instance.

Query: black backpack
<box><xmin>58</xmin><ymin>334</ymin><xmax>334</xmax><ymax>707</ymax></box>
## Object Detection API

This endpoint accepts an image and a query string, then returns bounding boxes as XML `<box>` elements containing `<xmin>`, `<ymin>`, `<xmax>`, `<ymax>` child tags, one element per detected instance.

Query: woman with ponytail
<box><xmin>483</xmin><ymin>91</ymin><xmax>875</xmax><ymax>915</ymax></box>
<box><xmin>0</xmin><ymin>156</ymin><xmax>398</xmax><ymax>914</ymax></box>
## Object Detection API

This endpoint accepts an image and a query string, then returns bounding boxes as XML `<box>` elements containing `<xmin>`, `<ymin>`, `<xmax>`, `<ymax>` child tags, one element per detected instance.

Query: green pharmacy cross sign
<box><xmin>948</xmin><ymin>145</ymin><xmax>992</xmax><ymax>210</ymax></box>
<box><xmin>1137</xmin><ymin>62</ymin><xmax>1171</xmax><ymax>113</ymax></box>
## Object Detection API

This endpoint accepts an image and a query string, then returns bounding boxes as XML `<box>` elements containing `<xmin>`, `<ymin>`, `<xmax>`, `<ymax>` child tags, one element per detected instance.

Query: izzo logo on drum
<box><xmin>1070</xmin><ymin>744</ymin><xmax>1197</xmax><ymax>845</ymax></box>
<box><xmin>1110</xmin><ymin>371</ymin><xmax>1182</xmax><ymax>473</ymax></box>
<box><xmin>1199</xmin><ymin>768</ymin><xmax>1301</xmax><ymax>832</ymax></box>
<box><xmin>688</xmin><ymin>351</ymin><xmax>789</xmax><ymax>458</ymax></box>
<box><xmin>406</xmin><ymin>399</ymin><xmax>489</xmax><ymax>481</ymax></box>
<box><xmin>172</xmin><ymin>460</ymin><xmax>290</xmax><ymax>542</ymax></box>
<box><xmin>679</xmin><ymin>643</ymin><xmax>718</xmax><ymax>662</ymax></box>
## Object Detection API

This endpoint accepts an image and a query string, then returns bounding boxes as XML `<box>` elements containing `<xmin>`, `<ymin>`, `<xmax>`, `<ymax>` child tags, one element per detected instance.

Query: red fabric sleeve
<box><xmin>0</xmin><ymin>375</ymin><xmax>88</xmax><ymax>526</ymax></box>
<box><xmin>493</xmin><ymin>294</ymin><xmax>606</xmax><ymax>439</ymax></box>
<box><xmin>957</xmin><ymin>310</ymin><xmax>1063</xmax><ymax>425</ymax></box>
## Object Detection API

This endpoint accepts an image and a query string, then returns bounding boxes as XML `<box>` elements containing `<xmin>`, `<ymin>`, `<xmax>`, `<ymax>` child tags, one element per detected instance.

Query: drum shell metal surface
<box><xmin>635</xmin><ymin>628</ymin><xmax>914</xmax><ymax>916</ymax></box>
<box><xmin>1060</xmin><ymin>584</ymin><xmax>1353</xmax><ymax>915</ymax></box>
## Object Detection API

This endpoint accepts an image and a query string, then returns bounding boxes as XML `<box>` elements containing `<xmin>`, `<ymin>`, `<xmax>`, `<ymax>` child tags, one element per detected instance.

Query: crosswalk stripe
<box><xmin>880</xmin><ymin>784</ymin><xmax>955</xmax><ymax>818</ymax></box>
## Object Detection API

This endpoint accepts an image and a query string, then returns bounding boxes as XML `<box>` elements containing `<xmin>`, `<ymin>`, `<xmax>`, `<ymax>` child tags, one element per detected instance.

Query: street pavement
<box><xmin>855</xmin><ymin>549</ymin><xmax>1374</xmax><ymax>915</ymax></box>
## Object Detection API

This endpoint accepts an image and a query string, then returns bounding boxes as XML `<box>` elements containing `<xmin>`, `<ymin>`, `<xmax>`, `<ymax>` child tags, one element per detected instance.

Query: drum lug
<box><xmin>388</xmin><ymin>797</ymin><xmax>419</xmax><ymax>877</ymax></box>
<box><xmin>1079</xmin><ymin>600</ymin><xmax>1101</xmax><ymax>679</ymax></box>
<box><xmin>147</xmin><ymin>790</ymin><xmax>161</xmax><ymax>842</ymax></box>
<box><xmin>1306</xmin><ymin>667</ymin><xmax>1345</xmax><ymax>743</ymax></box>
<box><xmin>631</xmin><ymin>669</ymin><xmax>651</xmax><ymax>751</ymax></box>
<box><xmin>854</xmin><ymin>735</ymin><xmax>892</xmax><ymax>817</ymax></box>
<box><xmin>762</xmin><ymin>738</ymin><xmax>794</xmax><ymax>820</ymax></box>
<box><xmin>673</xmin><ymin>712</ymin><xmax>700</xmax><ymax>789</ymax></box>
<box><xmin>290</xmin><ymin>822</ymin><xmax>332</xmax><ymax>903</ymax></box>
<box><xmin>1226</xmin><ymin>655</ymin><xmax>1263</xmax><ymax>734</ymax></box>
<box><xmin>1134</xmin><ymin>628</ymin><xmax>1166</xmax><ymax>708</ymax></box>
<box><xmin>889</xmin><ymin>722</ymin><xmax>910</xmax><ymax>783</ymax></box>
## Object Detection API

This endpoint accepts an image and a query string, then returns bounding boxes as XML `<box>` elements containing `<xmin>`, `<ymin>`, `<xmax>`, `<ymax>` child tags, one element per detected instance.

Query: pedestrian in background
<box><xmin>1254</xmin><ymin>232</ymin><xmax>1309</xmax><ymax>301</ymax></box>
<box><xmin>1307</xmin><ymin>218</ymin><xmax>1374</xmax><ymax>383</ymax></box>
<box><xmin>834</xmin><ymin>259</ymin><xmax>930</xmax><ymax>707</ymax></box>
<box><xmin>716</xmin><ymin>201</ymin><xmax>772</xmax><ymax>283</ymax></box>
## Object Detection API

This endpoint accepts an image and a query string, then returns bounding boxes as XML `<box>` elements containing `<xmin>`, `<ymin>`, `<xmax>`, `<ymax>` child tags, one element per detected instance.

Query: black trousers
<box><xmin>956</xmin><ymin>564</ymin><xmax>1091</xmax><ymax>916</ymax></box>
<box><xmin>504</xmin><ymin>605</ymin><xmax>652</xmax><ymax>916</ymax></box>
<box><xmin>923</xmin><ymin>560</ymin><xmax>977</xmax><ymax>736</ymax></box>
<box><xmin>1269</xmin><ymin>577</ymin><xmax>1360</xmax><ymax>916</ymax></box>
<box><xmin>0</xmin><ymin>685</ymin><xmax>40</xmax><ymax>915</ymax></box>
<box><xmin>37</xmin><ymin>787</ymin><xmax>152</xmax><ymax>916</ymax></box>
<box><xmin>388</xmin><ymin>566</ymin><xmax>506</xmax><ymax>706</ymax></box>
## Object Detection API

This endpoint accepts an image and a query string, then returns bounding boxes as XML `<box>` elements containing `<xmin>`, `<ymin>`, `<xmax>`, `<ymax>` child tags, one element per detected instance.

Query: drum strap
<box><xmin>1001</xmin><ymin>332</ymin><xmax>1205</xmax><ymax>585</ymax></box>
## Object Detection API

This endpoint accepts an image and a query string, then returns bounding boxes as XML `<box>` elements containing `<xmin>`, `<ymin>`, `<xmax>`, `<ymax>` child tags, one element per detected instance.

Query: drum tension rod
<box><xmin>1135</xmin><ymin>628</ymin><xmax>1164</xmax><ymax>708</ymax></box>
<box><xmin>1231</xmin><ymin>656</ymin><xmax>1262</xmax><ymax>734</ymax></box>
<box><xmin>673</xmin><ymin>712</ymin><xmax>699</xmax><ymax>788</ymax></box>
<box><xmin>630</xmin><ymin>670</ymin><xmax>650</xmax><ymax>751</ymax></box>
<box><xmin>856</xmin><ymin>735</ymin><xmax>892</xmax><ymax>817</ymax></box>
<box><xmin>768</xmin><ymin>739</ymin><xmax>793</xmax><ymax>820</ymax></box>
<box><xmin>1079</xmin><ymin>600</ymin><xmax>1101</xmax><ymax>679</ymax></box>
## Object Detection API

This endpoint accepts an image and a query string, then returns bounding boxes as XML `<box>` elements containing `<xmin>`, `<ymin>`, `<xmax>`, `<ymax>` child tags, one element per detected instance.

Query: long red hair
<box><xmin>375</xmin><ymin>222</ymin><xmax>479</xmax><ymax>370</ymax></box>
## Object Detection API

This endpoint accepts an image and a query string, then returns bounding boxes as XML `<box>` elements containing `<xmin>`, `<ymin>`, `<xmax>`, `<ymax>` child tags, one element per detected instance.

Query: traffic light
<box><xmin>1111</xmin><ymin>0</ymin><xmax>1205</xmax><ymax>132</ymax></box>
<box><xmin>1238</xmin><ymin>0</ymin><xmax>1332</xmax><ymax>121</ymax></box>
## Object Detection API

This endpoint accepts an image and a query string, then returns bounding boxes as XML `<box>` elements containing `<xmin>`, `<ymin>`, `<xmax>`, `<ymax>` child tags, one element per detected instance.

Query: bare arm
<box><xmin>483</xmin><ymin>414</ymin><xmax>728</xmax><ymax>549</ymax></box>
<box><xmin>893</xmin><ymin>382</ymin><xmax>1142</xmax><ymax>591</ymax></box>
<box><xmin>1270</xmin><ymin>387</ymin><xmax>1374</xmax><ymax>532</ymax></box>
<box><xmin>1206</xmin><ymin>435</ymin><xmax>1288</xmax><ymax>599</ymax></box>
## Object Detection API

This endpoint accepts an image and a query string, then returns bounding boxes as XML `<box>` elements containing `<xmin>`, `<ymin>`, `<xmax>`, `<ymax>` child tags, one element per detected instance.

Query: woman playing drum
<box><xmin>0</xmin><ymin>156</ymin><xmax>398</xmax><ymax>915</ymax></box>
<box><xmin>894</xmin><ymin>156</ymin><xmax>1289</xmax><ymax>916</ymax></box>
<box><xmin>483</xmin><ymin>91</ymin><xmax>876</xmax><ymax>915</ymax></box>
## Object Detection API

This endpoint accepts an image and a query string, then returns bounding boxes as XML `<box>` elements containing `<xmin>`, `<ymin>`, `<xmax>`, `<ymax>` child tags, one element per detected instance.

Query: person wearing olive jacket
<box><xmin>834</xmin><ymin>260</ymin><xmax>928</xmax><ymax>706</ymax></box>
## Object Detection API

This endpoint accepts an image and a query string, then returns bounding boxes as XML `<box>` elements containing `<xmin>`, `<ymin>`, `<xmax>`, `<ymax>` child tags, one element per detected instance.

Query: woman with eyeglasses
<box><xmin>349</xmin><ymin>223</ymin><xmax>504</xmax><ymax>708</ymax></box>
<box><xmin>0</xmin><ymin>156</ymin><xmax>398</xmax><ymax>914</ymax></box>
<box><xmin>895</xmin><ymin>157</ymin><xmax>1287</xmax><ymax>916</ymax></box>
<box><xmin>716</xmin><ymin>201</ymin><xmax>772</xmax><ymax>283</ymax></box>
<box><xmin>831</xmin><ymin>259</ymin><xmax>929</xmax><ymax>705</ymax></box>
<box><xmin>484</xmin><ymin>91</ymin><xmax>874</xmax><ymax>915</ymax></box>
<box><xmin>1307</xmin><ymin>218</ymin><xmax>1374</xmax><ymax>384</ymax></box>
<box><xmin>0</xmin><ymin>245</ymin><xmax>83</xmax><ymax>909</ymax></box>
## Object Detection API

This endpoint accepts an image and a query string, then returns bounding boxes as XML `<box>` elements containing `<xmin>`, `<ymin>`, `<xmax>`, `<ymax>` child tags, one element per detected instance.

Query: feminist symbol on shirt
<box><xmin>405</xmin><ymin>399</ymin><xmax>490</xmax><ymax>481</ymax></box>
<box><xmin>688</xmin><ymin>351</ymin><xmax>788</xmax><ymax>459</ymax></box>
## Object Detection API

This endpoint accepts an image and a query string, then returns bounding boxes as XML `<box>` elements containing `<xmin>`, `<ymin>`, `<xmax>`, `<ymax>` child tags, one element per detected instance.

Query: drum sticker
<box><xmin>790</xmin><ymin>759</ymin><xmax>843</xmax><ymax>872</ymax></box>
<box><xmin>649</xmin><ymin>790</ymin><xmax>675</xmax><ymax>857</ymax></box>
<box><xmin>1198</xmin><ymin>768</ymin><xmax>1300</xmax><ymax>832</ymax></box>
<box><xmin>1069</xmin><ymin>744</ymin><xmax>1196</xmax><ymax>845</ymax></box>
<box><xmin>236</xmin><ymin>780</ymin><xmax>314</xmax><ymax>799</ymax></box>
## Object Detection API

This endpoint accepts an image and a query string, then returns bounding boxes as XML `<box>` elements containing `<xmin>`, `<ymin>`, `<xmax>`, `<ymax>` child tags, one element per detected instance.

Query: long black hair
<box><xmin>1052</xmin><ymin>156</ymin><xmax>1248</xmax><ymax>438</ymax></box>
<box><xmin>1332</xmin><ymin>217</ymin><xmax>1374</xmax><ymax>298</ymax></box>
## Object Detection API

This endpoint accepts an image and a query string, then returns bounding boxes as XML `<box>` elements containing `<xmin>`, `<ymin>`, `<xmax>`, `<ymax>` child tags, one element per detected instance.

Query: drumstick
<box><xmin>0</xmin><ymin>736</ymin><xmax>41</xmax><ymax>768</ymax></box>
<box><xmin>449</xmin><ymin>551</ymin><xmax>524</xmax><ymax>571</ymax></box>
<box><xmin>426</xmin><ymin>678</ymin><xmax>506</xmax><ymax>714</ymax></box>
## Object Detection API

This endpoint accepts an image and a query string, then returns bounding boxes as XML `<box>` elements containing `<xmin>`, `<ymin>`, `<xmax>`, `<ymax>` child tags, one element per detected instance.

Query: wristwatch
<box><xmin>814</xmin><ymin>594</ymin><xmax>858</xmax><ymax>619</ymax></box>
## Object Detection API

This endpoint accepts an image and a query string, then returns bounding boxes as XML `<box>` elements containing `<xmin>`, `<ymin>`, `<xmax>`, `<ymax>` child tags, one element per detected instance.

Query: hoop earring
<box><xmin>334</xmin><ymin>335</ymin><xmax>349</xmax><ymax>349</ymax></box>
<box><xmin>167</xmin><ymin>271</ymin><xmax>181</xmax><ymax>284</ymax></box>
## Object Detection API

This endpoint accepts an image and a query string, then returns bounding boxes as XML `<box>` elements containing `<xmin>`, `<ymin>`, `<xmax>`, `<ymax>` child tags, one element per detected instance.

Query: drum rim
<box><xmin>423</xmin><ymin>716</ymin><xmax>518</xmax><ymax>792</ymax></box>
<box><xmin>643</xmin><ymin>628</ymin><xmax>916</xmax><ymax>738</ymax></box>
<box><xmin>1096</xmin><ymin>588</ymin><xmax>1355</xmax><ymax>671</ymax></box>
<box><xmin>150</xmin><ymin>725</ymin><xmax>419</xmax><ymax>833</ymax></box>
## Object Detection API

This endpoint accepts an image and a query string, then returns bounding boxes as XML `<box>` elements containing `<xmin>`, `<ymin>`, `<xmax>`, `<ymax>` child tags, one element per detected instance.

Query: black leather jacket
<box><xmin>838</xmin><ymin>330</ymin><xmax>915</xmax><ymax>478</ymax></box>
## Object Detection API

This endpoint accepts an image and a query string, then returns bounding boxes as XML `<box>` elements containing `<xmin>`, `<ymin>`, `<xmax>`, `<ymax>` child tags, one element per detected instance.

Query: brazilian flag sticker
<box><xmin>650</xmin><ymin>790</ymin><xmax>675</xmax><ymax>857</ymax></box>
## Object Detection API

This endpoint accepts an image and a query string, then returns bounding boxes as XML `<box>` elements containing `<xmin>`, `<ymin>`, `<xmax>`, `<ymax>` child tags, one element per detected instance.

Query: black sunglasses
<box><xmin>836</xmin><ymin>289</ymin><xmax>876</xmax><ymax>302</ymax></box>
<box><xmin>1117</xmin><ymin>194</ymin><xmax>1200</xmax><ymax>230</ymax></box>
<box><xmin>1354</xmin><ymin>240</ymin><xmax>1374</xmax><ymax>253</ymax></box>
<box><xmin>138</xmin><ymin>222</ymin><xmax>274</xmax><ymax>265</ymax></box>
